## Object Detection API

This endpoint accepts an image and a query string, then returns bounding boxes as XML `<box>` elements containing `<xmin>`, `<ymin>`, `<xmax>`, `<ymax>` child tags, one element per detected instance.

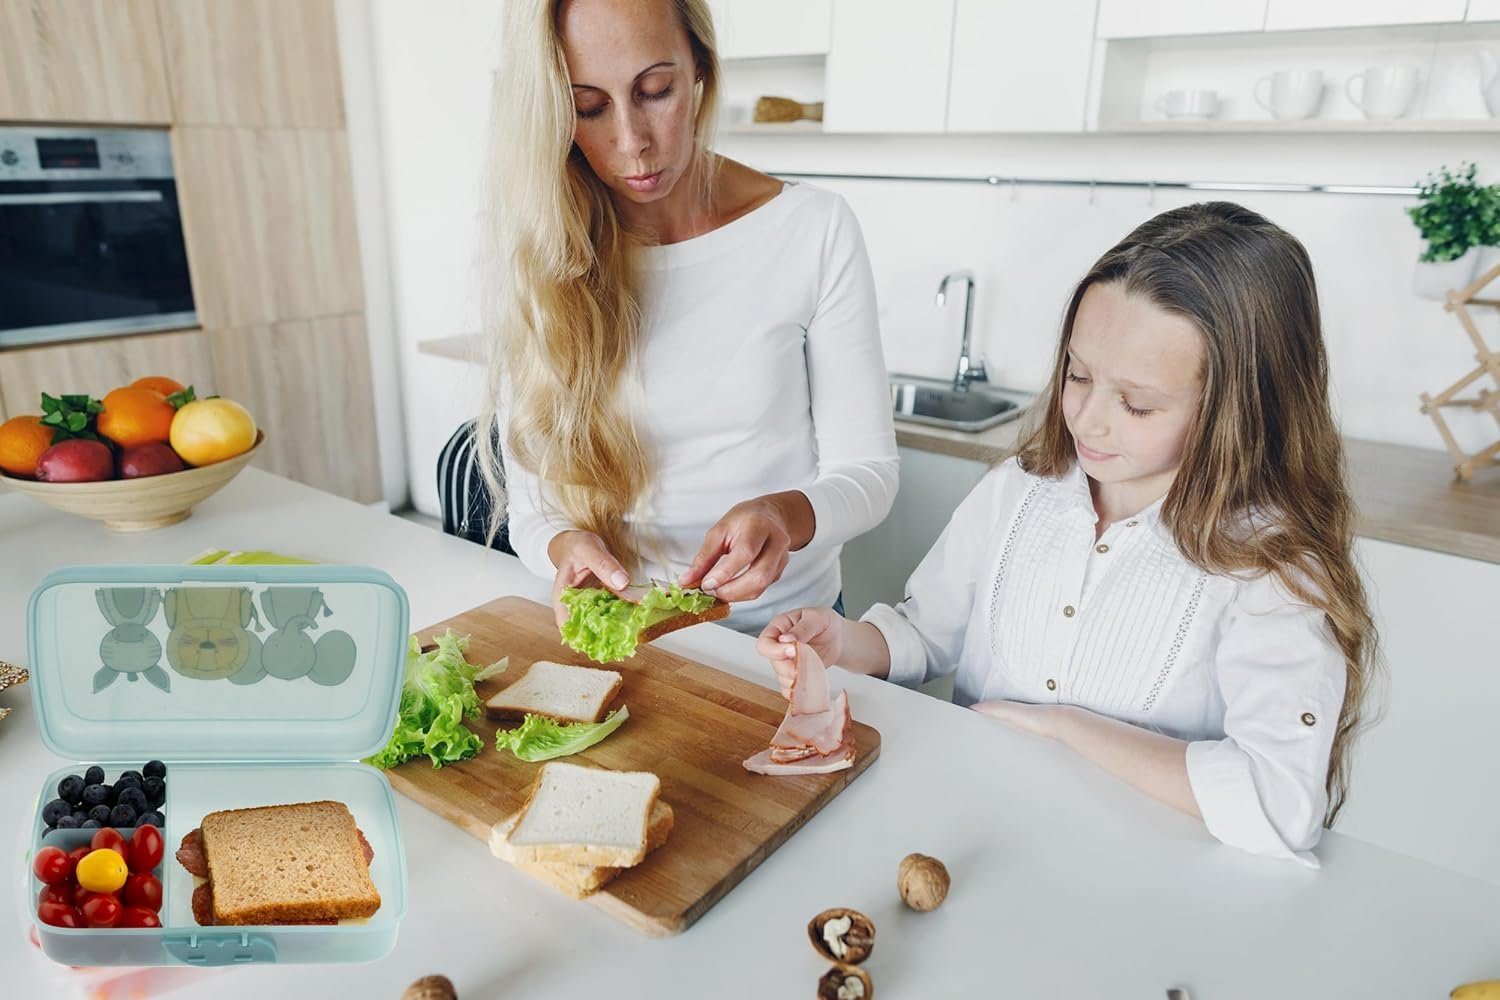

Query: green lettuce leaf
<box><xmin>559</xmin><ymin>583</ymin><xmax>716</xmax><ymax>662</ymax></box>
<box><xmin>366</xmin><ymin>629</ymin><xmax>503</xmax><ymax>770</ymax></box>
<box><xmin>493</xmin><ymin>706</ymin><xmax>630</xmax><ymax>762</ymax></box>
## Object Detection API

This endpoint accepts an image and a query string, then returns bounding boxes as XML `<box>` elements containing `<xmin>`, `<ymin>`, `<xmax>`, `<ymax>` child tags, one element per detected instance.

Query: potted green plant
<box><xmin>1408</xmin><ymin>162</ymin><xmax>1500</xmax><ymax>299</ymax></box>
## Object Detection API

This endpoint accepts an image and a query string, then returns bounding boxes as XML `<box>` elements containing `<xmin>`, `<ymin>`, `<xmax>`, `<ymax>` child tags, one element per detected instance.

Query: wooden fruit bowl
<box><xmin>0</xmin><ymin>431</ymin><xmax>265</xmax><ymax>532</ymax></box>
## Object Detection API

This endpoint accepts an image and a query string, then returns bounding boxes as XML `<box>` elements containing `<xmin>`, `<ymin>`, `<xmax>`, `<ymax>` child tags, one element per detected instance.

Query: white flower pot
<box><xmin>1413</xmin><ymin>248</ymin><xmax>1482</xmax><ymax>301</ymax></box>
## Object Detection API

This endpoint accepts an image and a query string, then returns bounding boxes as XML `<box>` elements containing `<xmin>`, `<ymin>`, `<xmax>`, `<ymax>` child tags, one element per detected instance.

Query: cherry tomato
<box><xmin>32</xmin><ymin>846</ymin><xmax>73</xmax><ymax>886</ymax></box>
<box><xmin>68</xmin><ymin>845</ymin><xmax>91</xmax><ymax>868</ymax></box>
<box><xmin>127</xmin><ymin>824</ymin><xmax>164</xmax><ymax>873</ymax></box>
<box><xmin>119</xmin><ymin>906</ymin><xmax>162</xmax><ymax>929</ymax></box>
<box><xmin>123</xmin><ymin>872</ymin><xmax>162</xmax><ymax>912</ymax></box>
<box><xmin>72</xmin><ymin>887</ymin><xmax>117</xmax><ymax>909</ymax></box>
<box><xmin>75</xmin><ymin>848</ymin><xmax>128</xmax><ymax>893</ymax></box>
<box><xmin>36</xmin><ymin>901</ymin><xmax>82</xmax><ymax>928</ymax></box>
<box><xmin>90</xmin><ymin>827</ymin><xmax>126</xmax><ymax>856</ymax></box>
<box><xmin>38</xmin><ymin>883</ymin><xmax>74</xmax><ymax>908</ymax></box>
<box><xmin>81</xmin><ymin>894</ymin><xmax>122</xmax><ymax>928</ymax></box>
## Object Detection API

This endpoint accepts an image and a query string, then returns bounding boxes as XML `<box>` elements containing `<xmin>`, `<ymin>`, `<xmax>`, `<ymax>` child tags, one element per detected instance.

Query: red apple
<box><xmin>118</xmin><ymin>442</ymin><xmax>185</xmax><ymax>479</ymax></box>
<box><xmin>35</xmin><ymin>439</ymin><xmax>114</xmax><ymax>483</ymax></box>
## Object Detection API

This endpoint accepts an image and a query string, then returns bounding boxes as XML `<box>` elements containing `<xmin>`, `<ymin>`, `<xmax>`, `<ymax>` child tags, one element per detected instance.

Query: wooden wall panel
<box><xmin>0</xmin><ymin>0</ymin><xmax>173</xmax><ymax>123</ymax></box>
<box><xmin>206</xmin><ymin>315</ymin><xmax>381</xmax><ymax>502</ymax></box>
<box><xmin>0</xmin><ymin>328</ymin><xmax>216</xmax><ymax>418</ymax></box>
<box><xmin>155</xmin><ymin>0</ymin><xmax>345</xmax><ymax>127</ymax></box>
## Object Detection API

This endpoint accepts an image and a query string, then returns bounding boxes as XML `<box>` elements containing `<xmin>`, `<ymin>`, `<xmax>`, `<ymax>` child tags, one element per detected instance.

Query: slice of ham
<box><xmin>179</xmin><ymin>825</ymin><xmax>375</xmax><ymax>926</ymax></box>
<box><xmin>745</xmin><ymin>643</ymin><xmax>855</xmax><ymax>776</ymax></box>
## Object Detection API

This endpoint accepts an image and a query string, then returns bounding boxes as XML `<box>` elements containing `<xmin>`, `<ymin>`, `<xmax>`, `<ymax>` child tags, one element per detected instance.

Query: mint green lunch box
<box><xmin>24</xmin><ymin>564</ymin><xmax>410</xmax><ymax>966</ymax></box>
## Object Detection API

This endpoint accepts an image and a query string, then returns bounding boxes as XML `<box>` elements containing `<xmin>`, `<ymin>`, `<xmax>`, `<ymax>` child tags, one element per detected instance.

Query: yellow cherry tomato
<box><xmin>75</xmin><ymin>848</ymin><xmax>128</xmax><ymax>893</ymax></box>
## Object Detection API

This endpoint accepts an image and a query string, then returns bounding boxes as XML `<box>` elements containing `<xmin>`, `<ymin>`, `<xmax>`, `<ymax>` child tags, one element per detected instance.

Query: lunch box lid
<box><xmin>27</xmin><ymin>564</ymin><xmax>409</xmax><ymax>762</ymax></box>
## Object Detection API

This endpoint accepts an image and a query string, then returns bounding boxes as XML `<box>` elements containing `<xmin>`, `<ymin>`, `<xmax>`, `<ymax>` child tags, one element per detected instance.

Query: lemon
<box><xmin>1453</xmin><ymin>984</ymin><xmax>1500</xmax><ymax>1000</ymax></box>
<box><xmin>169</xmin><ymin>398</ymin><xmax>258</xmax><ymax>467</ymax></box>
<box><xmin>75</xmin><ymin>848</ymin><xmax>128</xmax><ymax>893</ymax></box>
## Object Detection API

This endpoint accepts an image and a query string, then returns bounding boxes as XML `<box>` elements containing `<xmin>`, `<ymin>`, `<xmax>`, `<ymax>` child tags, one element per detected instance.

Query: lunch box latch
<box><xmin>164</xmin><ymin>931</ymin><xmax>277</xmax><ymax>965</ymax></box>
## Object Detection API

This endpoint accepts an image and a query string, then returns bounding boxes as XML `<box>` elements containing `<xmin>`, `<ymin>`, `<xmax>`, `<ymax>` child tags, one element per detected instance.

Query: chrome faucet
<box><xmin>936</xmin><ymin>269</ymin><xmax>987</xmax><ymax>391</ymax></box>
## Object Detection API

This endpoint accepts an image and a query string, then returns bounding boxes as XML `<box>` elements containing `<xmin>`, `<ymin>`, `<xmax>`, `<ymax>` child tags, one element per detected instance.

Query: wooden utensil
<box><xmin>386</xmin><ymin>596</ymin><xmax>881</xmax><ymax>937</ymax></box>
<box><xmin>754</xmin><ymin>96</ymin><xmax>824</xmax><ymax>123</ymax></box>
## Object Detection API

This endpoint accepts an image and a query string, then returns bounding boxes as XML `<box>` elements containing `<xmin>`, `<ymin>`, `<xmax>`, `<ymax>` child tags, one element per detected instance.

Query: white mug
<box><xmin>1156</xmin><ymin>89</ymin><xmax>1219</xmax><ymax>120</ymax></box>
<box><xmin>1254</xmin><ymin>70</ymin><xmax>1325</xmax><ymax>120</ymax></box>
<box><xmin>1346</xmin><ymin>66</ymin><xmax>1420</xmax><ymax>120</ymax></box>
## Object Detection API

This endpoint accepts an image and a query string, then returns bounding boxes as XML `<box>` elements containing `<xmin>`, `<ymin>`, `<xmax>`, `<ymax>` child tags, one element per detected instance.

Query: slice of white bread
<box><xmin>489</xmin><ymin>798</ymin><xmax>674</xmax><ymax>899</ymax></box>
<box><xmin>199</xmin><ymin>800</ymin><xmax>380</xmax><ymax>924</ymax></box>
<box><xmin>485</xmin><ymin>660</ymin><xmax>623</xmax><ymax>725</ymax></box>
<box><xmin>502</xmin><ymin>761</ymin><xmax>661</xmax><ymax>868</ymax></box>
<box><xmin>637</xmin><ymin>598</ymin><xmax>731</xmax><ymax>645</ymax></box>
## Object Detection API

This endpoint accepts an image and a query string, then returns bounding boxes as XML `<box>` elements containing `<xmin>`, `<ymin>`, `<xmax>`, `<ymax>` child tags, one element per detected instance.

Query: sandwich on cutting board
<box><xmin>743</xmin><ymin>642</ymin><xmax>855</xmax><ymax>775</ymax></box>
<box><xmin>489</xmin><ymin>760</ymin><xmax>673</xmax><ymax>899</ymax></box>
<box><xmin>484</xmin><ymin>659</ymin><xmax>623</xmax><ymax>724</ymax></box>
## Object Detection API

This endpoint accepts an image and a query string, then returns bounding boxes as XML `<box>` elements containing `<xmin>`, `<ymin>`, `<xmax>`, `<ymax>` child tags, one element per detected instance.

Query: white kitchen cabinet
<box><xmin>1468</xmin><ymin>0</ymin><xmax>1500</xmax><ymax>21</ymax></box>
<box><xmin>947</xmin><ymin>0</ymin><xmax>1097</xmax><ymax>132</ymax></box>
<box><xmin>709</xmin><ymin>0</ymin><xmax>831</xmax><ymax>60</ymax></box>
<box><xmin>1095</xmin><ymin>0</ymin><xmax>1266</xmax><ymax>38</ymax></box>
<box><xmin>824</xmin><ymin>0</ymin><xmax>956</xmax><ymax>133</ymax></box>
<box><xmin>1264</xmin><ymin>0</ymin><xmax>1467</xmax><ymax>31</ymax></box>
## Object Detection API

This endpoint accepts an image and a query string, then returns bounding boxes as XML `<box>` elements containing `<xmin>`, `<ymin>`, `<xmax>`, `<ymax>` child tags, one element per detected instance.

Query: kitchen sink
<box><xmin>889</xmin><ymin>375</ymin><xmax>1035</xmax><ymax>433</ymax></box>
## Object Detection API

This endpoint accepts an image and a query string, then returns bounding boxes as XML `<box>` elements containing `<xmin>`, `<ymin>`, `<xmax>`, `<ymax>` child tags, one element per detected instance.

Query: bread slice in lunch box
<box><xmin>637</xmin><ymin>599</ymin><xmax>730</xmax><ymax>645</ymax></box>
<box><xmin>489</xmin><ymin>798</ymin><xmax>674</xmax><ymax>899</ymax></box>
<box><xmin>484</xmin><ymin>660</ymin><xmax>623</xmax><ymax>724</ymax></box>
<box><xmin>199</xmin><ymin>800</ymin><xmax>381</xmax><ymax>924</ymax></box>
<box><xmin>501</xmin><ymin>761</ymin><xmax>660</xmax><ymax>868</ymax></box>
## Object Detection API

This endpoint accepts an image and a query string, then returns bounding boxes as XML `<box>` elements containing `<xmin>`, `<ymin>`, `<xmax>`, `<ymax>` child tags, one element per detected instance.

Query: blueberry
<box><xmin>71</xmin><ymin>810</ymin><xmax>89</xmax><ymax>824</ymax></box>
<box><xmin>118</xmin><ymin>770</ymin><xmax>144</xmax><ymax>787</ymax></box>
<box><xmin>143</xmin><ymin>760</ymin><xmax>166</xmax><ymax>779</ymax></box>
<box><xmin>106</xmin><ymin>783</ymin><xmax>123</xmax><ymax>805</ymax></box>
<box><xmin>88</xmin><ymin>804</ymin><xmax>112</xmax><ymax>824</ymax></box>
<box><xmin>41</xmin><ymin>799</ymin><xmax>71</xmax><ymax>826</ymax></box>
<box><xmin>80</xmin><ymin>819</ymin><xmax>101</xmax><ymax>829</ymax></box>
<box><xmin>56</xmin><ymin>815</ymin><xmax>79</xmax><ymax>829</ymax></box>
<box><xmin>84</xmin><ymin>765</ymin><xmax>105</xmax><ymax>786</ymax></box>
<box><xmin>117</xmin><ymin>786</ymin><xmax>149</xmax><ymax>814</ymax></box>
<box><xmin>142</xmin><ymin>776</ymin><xmax>167</xmax><ymax>808</ymax></box>
<box><xmin>109</xmin><ymin>803</ymin><xmax>137</xmax><ymax>827</ymax></box>
<box><xmin>81</xmin><ymin>783</ymin><xmax>110</xmax><ymax>808</ymax></box>
<box><xmin>57</xmin><ymin>774</ymin><xmax>84</xmax><ymax>805</ymax></box>
<box><xmin>138</xmin><ymin>810</ymin><xmax>165</xmax><ymax>828</ymax></box>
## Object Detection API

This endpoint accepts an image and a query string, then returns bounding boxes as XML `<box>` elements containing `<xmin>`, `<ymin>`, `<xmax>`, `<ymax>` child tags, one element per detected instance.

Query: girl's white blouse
<box><xmin>862</xmin><ymin>458</ymin><xmax>1347</xmax><ymax>866</ymax></box>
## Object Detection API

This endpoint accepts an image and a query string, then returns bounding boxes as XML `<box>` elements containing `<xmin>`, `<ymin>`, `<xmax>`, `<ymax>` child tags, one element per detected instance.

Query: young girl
<box><xmin>758</xmin><ymin>202</ymin><xmax>1378</xmax><ymax>865</ymax></box>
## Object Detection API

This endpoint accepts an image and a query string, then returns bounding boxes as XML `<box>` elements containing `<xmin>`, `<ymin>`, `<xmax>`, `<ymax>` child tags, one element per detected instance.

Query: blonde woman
<box><xmin>478</xmin><ymin>0</ymin><xmax>898</xmax><ymax>635</ymax></box>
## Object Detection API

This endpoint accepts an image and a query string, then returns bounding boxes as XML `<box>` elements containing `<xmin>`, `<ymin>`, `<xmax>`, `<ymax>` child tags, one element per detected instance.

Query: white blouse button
<box><xmin>1062</xmin><ymin>605</ymin><xmax>1076</xmax><ymax>618</ymax></box>
<box><xmin>1046</xmin><ymin>679</ymin><xmax>1057</xmax><ymax>691</ymax></box>
<box><xmin>1301</xmin><ymin>712</ymin><xmax>1317</xmax><ymax>727</ymax></box>
<box><xmin>1096</xmin><ymin>543</ymin><xmax>1110</xmax><ymax>554</ymax></box>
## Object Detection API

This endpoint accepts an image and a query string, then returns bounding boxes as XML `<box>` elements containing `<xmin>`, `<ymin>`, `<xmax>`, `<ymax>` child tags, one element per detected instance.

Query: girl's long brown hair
<box><xmin>1017</xmin><ymin>201</ymin><xmax>1379</xmax><ymax>825</ymax></box>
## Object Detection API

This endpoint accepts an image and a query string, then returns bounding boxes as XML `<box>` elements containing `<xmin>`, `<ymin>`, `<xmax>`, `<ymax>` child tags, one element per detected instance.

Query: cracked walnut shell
<box><xmin>818</xmin><ymin>963</ymin><xmax>873</xmax><ymax>1000</ymax></box>
<box><xmin>808</xmin><ymin>908</ymin><xmax>876</xmax><ymax>964</ymax></box>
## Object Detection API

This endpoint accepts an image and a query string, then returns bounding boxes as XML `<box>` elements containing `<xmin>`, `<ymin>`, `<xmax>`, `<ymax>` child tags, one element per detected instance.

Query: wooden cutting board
<box><xmin>386</xmin><ymin>596</ymin><xmax>880</xmax><ymax>937</ymax></box>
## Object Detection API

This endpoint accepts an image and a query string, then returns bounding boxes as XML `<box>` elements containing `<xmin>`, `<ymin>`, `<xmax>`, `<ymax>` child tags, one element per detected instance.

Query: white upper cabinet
<box><xmin>709</xmin><ymin>0</ymin><xmax>831</xmax><ymax>59</ymax></box>
<box><xmin>1264</xmin><ymin>0</ymin><xmax>1468</xmax><ymax>30</ymax></box>
<box><xmin>947</xmin><ymin>0</ymin><xmax>1097</xmax><ymax>132</ymax></box>
<box><xmin>824</xmin><ymin>0</ymin><xmax>956</xmax><ymax>133</ymax></box>
<box><xmin>1095</xmin><ymin>0</ymin><xmax>1267</xmax><ymax>38</ymax></box>
<box><xmin>1467</xmin><ymin>0</ymin><xmax>1500</xmax><ymax>22</ymax></box>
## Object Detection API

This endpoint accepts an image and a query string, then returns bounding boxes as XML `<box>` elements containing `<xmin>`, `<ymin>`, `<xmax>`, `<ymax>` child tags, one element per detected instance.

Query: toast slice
<box><xmin>637</xmin><ymin>599</ymin><xmax>730</xmax><ymax>644</ymax></box>
<box><xmin>485</xmin><ymin>660</ymin><xmax>623</xmax><ymax>724</ymax></box>
<box><xmin>489</xmin><ymin>798</ymin><xmax>674</xmax><ymax>899</ymax></box>
<box><xmin>502</xmin><ymin>761</ymin><xmax>660</xmax><ymax>868</ymax></box>
<box><xmin>198</xmin><ymin>800</ymin><xmax>381</xmax><ymax>924</ymax></box>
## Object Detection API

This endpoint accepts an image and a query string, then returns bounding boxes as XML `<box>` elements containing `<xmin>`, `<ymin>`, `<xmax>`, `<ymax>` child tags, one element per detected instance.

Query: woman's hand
<box><xmin>755</xmin><ymin>608</ymin><xmax>845</xmax><ymax>698</ymax></box>
<box><xmin>546</xmin><ymin>530</ymin><xmax>635</xmax><ymax>626</ymax></box>
<box><xmin>680</xmin><ymin>492</ymin><xmax>814</xmax><ymax>604</ymax></box>
<box><xmin>970</xmin><ymin>700</ymin><xmax>1067</xmax><ymax>740</ymax></box>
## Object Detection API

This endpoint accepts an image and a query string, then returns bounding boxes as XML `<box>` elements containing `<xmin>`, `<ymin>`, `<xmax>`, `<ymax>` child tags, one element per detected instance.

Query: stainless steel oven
<box><xmin>0</xmin><ymin>125</ymin><xmax>197</xmax><ymax>349</ymax></box>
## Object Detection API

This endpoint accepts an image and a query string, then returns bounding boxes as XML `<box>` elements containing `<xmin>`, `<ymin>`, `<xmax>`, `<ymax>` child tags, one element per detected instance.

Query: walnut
<box><xmin>402</xmin><ymin>975</ymin><xmax>457</xmax><ymax>1000</ymax></box>
<box><xmin>807</xmin><ymin>908</ymin><xmax>875</xmax><ymax>964</ymax></box>
<box><xmin>818</xmin><ymin>963</ymin><xmax>874</xmax><ymax>1000</ymax></box>
<box><xmin>897</xmin><ymin>853</ymin><xmax>950</xmax><ymax>912</ymax></box>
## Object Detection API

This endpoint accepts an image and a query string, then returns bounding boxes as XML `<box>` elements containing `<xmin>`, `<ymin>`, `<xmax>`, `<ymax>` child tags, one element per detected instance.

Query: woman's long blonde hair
<box><xmin>1016</xmin><ymin>202</ymin><xmax>1380</xmax><ymax>826</ymax></box>
<box><xmin>476</xmin><ymin>0</ymin><xmax>721</xmax><ymax>565</ymax></box>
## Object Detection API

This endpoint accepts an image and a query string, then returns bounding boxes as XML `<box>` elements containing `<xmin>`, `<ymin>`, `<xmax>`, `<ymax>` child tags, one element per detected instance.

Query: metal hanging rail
<box><xmin>770</xmin><ymin>170</ymin><xmax>1419</xmax><ymax>198</ymax></box>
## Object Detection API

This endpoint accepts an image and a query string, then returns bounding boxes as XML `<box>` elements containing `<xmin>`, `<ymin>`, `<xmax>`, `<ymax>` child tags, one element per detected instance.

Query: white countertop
<box><xmin>2</xmin><ymin>469</ymin><xmax>1498</xmax><ymax>999</ymax></box>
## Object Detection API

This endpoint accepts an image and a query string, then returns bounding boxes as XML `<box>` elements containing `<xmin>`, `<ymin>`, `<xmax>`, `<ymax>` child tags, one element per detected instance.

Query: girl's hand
<box><xmin>755</xmin><ymin>608</ymin><xmax>845</xmax><ymax>698</ymax></box>
<box><xmin>546</xmin><ymin>530</ymin><xmax>636</xmax><ymax>626</ymax></box>
<box><xmin>681</xmin><ymin>493</ymin><xmax>812</xmax><ymax>604</ymax></box>
<box><xmin>971</xmin><ymin>700</ymin><xmax>1066</xmax><ymax>740</ymax></box>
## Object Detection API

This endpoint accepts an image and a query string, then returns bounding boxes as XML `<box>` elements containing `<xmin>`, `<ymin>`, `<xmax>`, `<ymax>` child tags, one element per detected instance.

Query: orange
<box><xmin>97</xmin><ymin>387</ymin><xmax>176</xmax><ymax>448</ymax></box>
<box><xmin>131</xmin><ymin>375</ymin><xmax>186</xmax><ymax>398</ymax></box>
<box><xmin>0</xmin><ymin>415</ymin><xmax>55</xmax><ymax>478</ymax></box>
<box><xmin>169</xmin><ymin>398</ymin><xmax>257</xmax><ymax>466</ymax></box>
